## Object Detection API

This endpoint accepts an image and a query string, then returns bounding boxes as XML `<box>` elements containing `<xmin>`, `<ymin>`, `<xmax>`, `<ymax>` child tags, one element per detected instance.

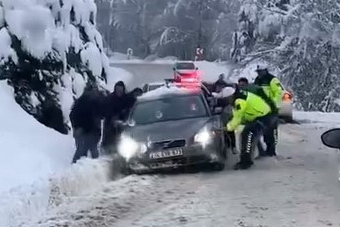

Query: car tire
<box><xmin>284</xmin><ymin>115</ymin><xmax>293</xmax><ymax>123</ymax></box>
<box><xmin>212</xmin><ymin>162</ymin><xmax>225</xmax><ymax>171</ymax></box>
<box><xmin>121</xmin><ymin>166</ymin><xmax>132</xmax><ymax>175</ymax></box>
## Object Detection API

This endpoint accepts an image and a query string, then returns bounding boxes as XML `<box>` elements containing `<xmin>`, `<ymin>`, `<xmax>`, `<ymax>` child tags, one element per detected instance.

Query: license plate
<box><xmin>149</xmin><ymin>148</ymin><xmax>183</xmax><ymax>159</ymax></box>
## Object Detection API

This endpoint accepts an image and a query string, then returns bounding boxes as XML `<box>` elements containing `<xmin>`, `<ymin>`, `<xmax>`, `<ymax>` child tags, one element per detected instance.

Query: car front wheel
<box><xmin>211</xmin><ymin>161</ymin><xmax>225</xmax><ymax>171</ymax></box>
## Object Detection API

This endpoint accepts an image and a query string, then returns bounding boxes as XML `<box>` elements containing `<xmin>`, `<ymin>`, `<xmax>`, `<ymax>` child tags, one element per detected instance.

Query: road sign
<box><xmin>127</xmin><ymin>48</ymin><xmax>133</xmax><ymax>60</ymax></box>
<box><xmin>195</xmin><ymin>47</ymin><xmax>204</xmax><ymax>61</ymax></box>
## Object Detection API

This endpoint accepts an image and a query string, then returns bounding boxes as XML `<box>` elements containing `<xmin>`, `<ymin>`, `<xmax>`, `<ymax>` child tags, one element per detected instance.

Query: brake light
<box><xmin>173</xmin><ymin>70</ymin><xmax>204</xmax><ymax>91</ymax></box>
<box><xmin>175</xmin><ymin>77</ymin><xmax>201</xmax><ymax>90</ymax></box>
<box><xmin>283</xmin><ymin>92</ymin><xmax>292</xmax><ymax>101</ymax></box>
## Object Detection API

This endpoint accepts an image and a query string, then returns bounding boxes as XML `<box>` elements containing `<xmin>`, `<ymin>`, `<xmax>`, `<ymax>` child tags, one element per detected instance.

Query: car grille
<box><xmin>151</xmin><ymin>140</ymin><xmax>186</xmax><ymax>150</ymax></box>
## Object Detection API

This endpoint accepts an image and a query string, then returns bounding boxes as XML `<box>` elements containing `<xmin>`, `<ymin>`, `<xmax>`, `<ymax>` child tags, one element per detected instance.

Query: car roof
<box><xmin>175</xmin><ymin>61</ymin><xmax>195</xmax><ymax>64</ymax></box>
<box><xmin>138</xmin><ymin>86</ymin><xmax>203</xmax><ymax>102</ymax></box>
<box><xmin>146</xmin><ymin>81</ymin><xmax>166</xmax><ymax>86</ymax></box>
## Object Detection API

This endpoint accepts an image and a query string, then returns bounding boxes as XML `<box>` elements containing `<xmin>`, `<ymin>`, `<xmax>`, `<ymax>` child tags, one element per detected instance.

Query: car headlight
<box><xmin>118</xmin><ymin>134</ymin><xmax>147</xmax><ymax>160</ymax></box>
<box><xmin>194</xmin><ymin>127</ymin><xmax>215</xmax><ymax>146</ymax></box>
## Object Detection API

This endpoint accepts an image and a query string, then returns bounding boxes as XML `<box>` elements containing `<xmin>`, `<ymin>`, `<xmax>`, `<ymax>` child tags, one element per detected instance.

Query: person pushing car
<box><xmin>224</xmin><ymin>86</ymin><xmax>273</xmax><ymax>170</ymax></box>
<box><xmin>254</xmin><ymin>64</ymin><xmax>284</xmax><ymax>157</ymax></box>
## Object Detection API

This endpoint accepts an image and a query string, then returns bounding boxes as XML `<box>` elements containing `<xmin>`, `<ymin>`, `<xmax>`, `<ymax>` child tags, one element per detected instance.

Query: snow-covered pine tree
<box><xmin>106</xmin><ymin>0</ymin><xmax>167</xmax><ymax>58</ymax></box>
<box><xmin>233</xmin><ymin>0</ymin><xmax>340</xmax><ymax>112</ymax></box>
<box><xmin>158</xmin><ymin>0</ymin><xmax>229</xmax><ymax>60</ymax></box>
<box><xmin>0</xmin><ymin>0</ymin><xmax>109</xmax><ymax>134</ymax></box>
<box><xmin>230</xmin><ymin>0</ymin><xmax>257</xmax><ymax>62</ymax></box>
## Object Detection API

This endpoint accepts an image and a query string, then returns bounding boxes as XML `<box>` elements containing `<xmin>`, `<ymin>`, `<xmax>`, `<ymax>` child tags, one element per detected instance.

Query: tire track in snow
<box><xmin>22</xmin><ymin>123</ymin><xmax>340</xmax><ymax>226</ymax></box>
<box><xmin>29</xmin><ymin>175</ymin><xmax>196</xmax><ymax>227</ymax></box>
<box><xmin>111</xmin><ymin>125</ymin><xmax>340</xmax><ymax>227</ymax></box>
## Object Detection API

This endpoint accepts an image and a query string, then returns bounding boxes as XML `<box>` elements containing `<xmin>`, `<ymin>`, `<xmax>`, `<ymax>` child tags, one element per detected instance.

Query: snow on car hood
<box><xmin>126</xmin><ymin>117</ymin><xmax>210</xmax><ymax>142</ymax></box>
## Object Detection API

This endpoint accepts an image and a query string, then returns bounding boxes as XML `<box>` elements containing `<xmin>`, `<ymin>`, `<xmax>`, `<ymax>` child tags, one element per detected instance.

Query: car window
<box><xmin>131</xmin><ymin>95</ymin><xmax>208</xmax><ymax>125</ymax></box>
<box><xmin>176</xmin><ymin>62</ymin><xmax>195</xmax><ymax>70</ymax></box>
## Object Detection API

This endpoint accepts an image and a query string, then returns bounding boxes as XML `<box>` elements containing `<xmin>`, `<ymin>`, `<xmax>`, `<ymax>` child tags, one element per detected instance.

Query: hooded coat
<box><xmin>105</xmin><ymin>81</ymin><xmax>136</xmax><ymax>122</ymax></box>
<box><xmin>69</xmin><ymin>89</ymin><xmax>106</xmax><ymax>134</ymax></box>
<box><xmin>102</xmin><ymin>81</ymin><xmax>137</xmax><ymax>149</ymax></box>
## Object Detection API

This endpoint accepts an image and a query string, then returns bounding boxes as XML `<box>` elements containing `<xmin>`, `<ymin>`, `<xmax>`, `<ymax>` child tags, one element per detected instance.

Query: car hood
<box><xmin>125</xmin><ymin>117</ymin><xmax>210</xmax><ymax>142</ymax></box>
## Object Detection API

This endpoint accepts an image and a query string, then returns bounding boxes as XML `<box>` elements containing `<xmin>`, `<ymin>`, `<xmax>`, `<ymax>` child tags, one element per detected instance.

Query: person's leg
<box><xmin>234</xmin><ymin>121</ymin><xmax>259</xmax><ymax>170</ymax></box>
<box><xmin>72</xmin><ymin>134</ymin><xmax>88</xmax><ymax>163</ymax></box>
<box><xmin>101</xmin><ymin>118</ymin><xmax>111</xmax><ymax>151</ymax></box>
<box><xmin>226</xmin><ymin>131</ymin><xmax>237</xmax><ymax>154</ymax></box>
<box><xmin>89</xmin><ymin>132</ymin><xmax>101</xmax><ymax>159</ymax></box>
<box><xmin>229</xmin><ymin>131</ymin><xmax>236</xmax><ymax>148</ymax></box>
<box><xmin>262</xmin><ymin>115</ymin><xmax>277</xmax><ymax>156</ymax></box>
<box><xmin>257</xmin><ymin>137</ymin><xmax>267</xmax><ymax>157</ymax></box>
<box><xmin>273</xmin><ymin>115</ymin><xmax>279</xmax><ymax>145</ymax></box>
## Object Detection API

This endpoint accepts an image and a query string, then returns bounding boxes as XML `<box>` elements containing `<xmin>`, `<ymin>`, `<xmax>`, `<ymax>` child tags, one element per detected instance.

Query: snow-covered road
<box><xmin>3</xmin><ymin>61</ymin><xmax>340</xmax><ymax>226</ymax></box>
<box><xmin>27</xmin><ymin>122</ymin><xmax>340</xmax><ymax>227</ymax></box>
<box><xmin>109</xmin><ymin>61</ymin><xmax>233</xmax><ymax>89</ymax></box>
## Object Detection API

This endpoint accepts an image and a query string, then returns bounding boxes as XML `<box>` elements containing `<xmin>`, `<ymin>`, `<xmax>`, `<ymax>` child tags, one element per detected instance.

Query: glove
<box><xmin>223</xmin><ymin>125</ymin><xmax>231</xmax><ymax>132</ymax></box>
<box><xmin>73</xmin><ymin>128</ymin><xmax>83</xmax><ymax>137</ymax></box>
<box><xmin>235</xmin><ymin>125</ymin><xmax>244</xmax><ymax>134</ymax></box>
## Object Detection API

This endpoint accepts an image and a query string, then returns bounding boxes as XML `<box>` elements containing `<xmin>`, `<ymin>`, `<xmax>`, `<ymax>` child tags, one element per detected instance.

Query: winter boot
<box><xmin>233</xmin><ymin>161</ymin><xmax>253</xmax><ymax>170</ymax></box>
<box><xmin>266</xmin><ymin>145</ymin><xmax>277</xmax><ymax>157</ymax></box>
<box><xmin>234</xmin><ymin>153</ymin><xmax>253</xmax><ymax>170</ymax></box>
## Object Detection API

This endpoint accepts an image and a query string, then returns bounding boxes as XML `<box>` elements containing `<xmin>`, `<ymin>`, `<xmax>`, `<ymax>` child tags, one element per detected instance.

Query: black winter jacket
<box><xmin>69</xmin><ymin>91</ymin><xmax>106</xmax><ymax>134</ymax></box>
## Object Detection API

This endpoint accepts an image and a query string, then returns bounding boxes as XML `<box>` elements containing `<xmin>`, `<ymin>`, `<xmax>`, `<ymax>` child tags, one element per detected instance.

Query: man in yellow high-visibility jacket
<box><xmin>225</xmin><ymin>87</ymin><xmax>273</xmax><ymax>170</ymax></box>
<box><xmin>254</xmin><ymin>64</ymin><xmax>284</xmax><ymax>157</ymax></box>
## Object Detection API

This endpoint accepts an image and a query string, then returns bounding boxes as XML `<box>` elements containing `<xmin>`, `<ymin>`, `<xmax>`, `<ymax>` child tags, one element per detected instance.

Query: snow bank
<box><xmin>294</xmin><ymin>111</ymin><xmax>340</xmax><ymax>126</ymax></box>
<box><xmin>0</xmin><ymin>81</ymin><xmax>73</xmax><ymax>193</ymax></box>
<box><xmin>0</xmin><ymin>28</ymin><xmax>18</xmax><ymax>64</ymax></box>
<box><xmin>27</xmin><ymin>175</ymin><xmax>166</xmax><ymax>227</ymax></box>
<box><xmin>109</xmin><ymin>52</ymin><xmax>179</xmax><ymax>63</ymax></box>
<box><xmin>0</xmin><ymin>81</ymin><xmax>111</xmax><ymax>226</ymax></box>
<box><xmin>195</xmin><ymin>61</ymin><xmax>232</xmax><ymax>82</ymax></box>
<box><xmin>108</xmin><ymin>58</ymin><xmax>232</xmax><ymax>84</ymax></box>
<box><xmin>109</xmin><ymin>51</ymin><xmax>141</xmax><ymax>61</ymax></box>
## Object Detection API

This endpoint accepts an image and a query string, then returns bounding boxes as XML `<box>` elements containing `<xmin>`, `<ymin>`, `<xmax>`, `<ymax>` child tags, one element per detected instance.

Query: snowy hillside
<box><xmin>0</xmin><ymin>81</ymin><xmax>72</xmax><ymax>193</ymax></box>
<box><xmin>0</xmin><ymin>0</ymin><xmax>109</xmax><ymax>134</ymax></box>
<box><xmin>0</xmin><ymin>80</ymin><xmax>114</xmax><ymax>226</ymax></box>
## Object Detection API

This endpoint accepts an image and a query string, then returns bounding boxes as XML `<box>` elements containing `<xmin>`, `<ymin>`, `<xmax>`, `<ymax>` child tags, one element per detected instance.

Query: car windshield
<box><xmin>176</xmin><ymin>62</ymin><xmax>195</xmax><ymax>70</ymax></box>
<box><xmin>131</xmin><ymin>95</ymin><xmax>208</xmax><ymax>125</ymax></box>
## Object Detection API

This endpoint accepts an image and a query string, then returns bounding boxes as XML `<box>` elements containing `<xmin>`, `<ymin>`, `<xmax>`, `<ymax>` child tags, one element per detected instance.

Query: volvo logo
<box><xmin>163</xmin><ymin>140</ymin><xmax>173</xmax><ymax>148</ymax></box>
<box><xmin>147</xmin><ymin>136</ymin><xmax>152</xmax><ymax>148</ymax></box>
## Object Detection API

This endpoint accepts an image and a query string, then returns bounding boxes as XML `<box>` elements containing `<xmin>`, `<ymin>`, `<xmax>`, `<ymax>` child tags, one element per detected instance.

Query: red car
<box><xmin>173</xmin><ymin>61</ymin><xmax>201</xmax><ymax>88</ymax></box>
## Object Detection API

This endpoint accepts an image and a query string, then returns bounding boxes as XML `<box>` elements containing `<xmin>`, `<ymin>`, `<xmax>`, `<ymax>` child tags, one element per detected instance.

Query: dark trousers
<box><xmin>72</xmin><ymin>132</ymin><xmax>101</xmax><ymax>163</ymax></box>
<box><xmin>239</xmin><ymin>115</ymin><xmax>274</xmax><ymax>164</ymax></box>
<box><xmin>226</xmin><ymin>132</ymin><xmax>236</xmax><ymax>148</ymax></box>
<box><xmin>102</xmin><ymin>118</ymin><xmax>123</xmax><ymax>154</ymax></box>
<box><xmin>262</xmin><ymin>114</ymin><xmax>278</xmax><ymax>156</ymax></box>
<box><xmin>221</xmin><ymin>105</ymin><xmax>236</xmax><ymax>149</ymax></box>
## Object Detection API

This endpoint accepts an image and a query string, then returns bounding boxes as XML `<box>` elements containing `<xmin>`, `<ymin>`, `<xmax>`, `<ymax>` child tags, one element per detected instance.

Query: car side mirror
<box><xmin>173</xmin><ymin>67</ymin><xmax>176</xmax><ymax>71</ymax></box>
<box><xmin>127</xmin><ymin>118</ymin><xmax>136</xmax><ymax>127</ymax></box>
<box><xmin>321</xmin><ymin>128</ymin><xmax>340</xmax><ymax>149</ymax></box>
